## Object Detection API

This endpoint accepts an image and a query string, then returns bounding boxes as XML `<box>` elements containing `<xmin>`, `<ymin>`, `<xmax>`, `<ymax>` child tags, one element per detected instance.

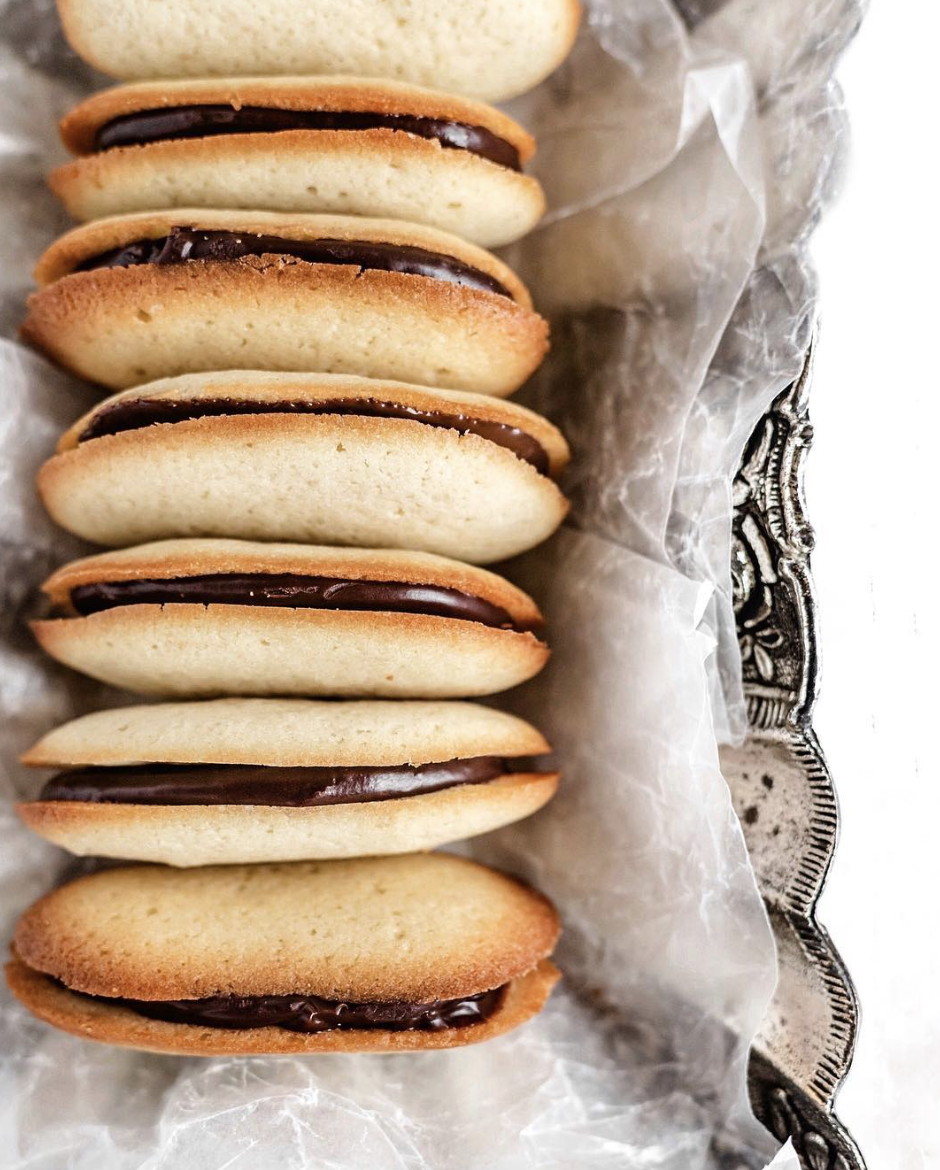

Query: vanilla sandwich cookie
<box><xmin>8</xmin><ymin>854</ymin><xmax>561</xmax><ymax>1054</ymax></box>
<box><xmin>24</xmin><ymin>211</ymin><xmax>548</xmax><ymax>396</ymax></box>
<box><xmin>18</xmin><ymin>699</ymin><xmax>559</xmax><ymax>866</ymax></box>
<box><xmin>52</xmin><ymin>78</ymin><xmax>545</xmax><ymax>247</ymax></box>
<box><xmin>31</xmin><ymin>539</ymin><xmax>549</xmax><ymax>698</ymax></box>
<box><xmin>55</xmin><ymin>0</ymin><xmax>582</xmax><ymax>102</ymax></box>
<box><xmin>39</xmin><ymin>372</ymin><xmax>570</xmax><ymax>563</ymax></box>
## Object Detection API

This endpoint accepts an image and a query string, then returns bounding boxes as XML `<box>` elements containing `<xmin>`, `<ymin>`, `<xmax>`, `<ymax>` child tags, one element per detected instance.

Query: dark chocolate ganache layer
<box><xmin>78</xmin><ymin>395</ymin><xmax>550</xmax><ymax>474</ymax></box>
<box><xmin>38</xmin><ymin>757</ymin><xmax>533</xmax><ymax>806</ymax></box>
<box><xmin>91</xmin><ymin>984</ymin><xmax>507</xmax><ymax>1032</ymax></box>
<box><xmin>75</xmin><ymin>227</ymin><xmax>512</xmax><ymax>298</ymax></box>
<box><xmin>94</xmin><ymin>105</ymin><xmax>522</xmax><ymax>171</ymax></box>
<box><xmin>66</xmin><ymin>574</ymin><xmax>542</xmax><ymax>635</ymax></box>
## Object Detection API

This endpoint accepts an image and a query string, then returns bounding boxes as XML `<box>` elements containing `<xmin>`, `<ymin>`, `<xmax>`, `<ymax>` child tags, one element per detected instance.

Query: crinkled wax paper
<box><xmin>0</xmin><ymin>0</ymin><xmax>860</xmax><ymax>1166</ymax></box>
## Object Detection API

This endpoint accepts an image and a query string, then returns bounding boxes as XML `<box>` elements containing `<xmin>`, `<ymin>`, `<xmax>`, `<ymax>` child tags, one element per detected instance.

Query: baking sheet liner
<box><xmin>0</xmin><ymin>0</ymin><xmax>860</xmax><ymax>1165</ymax></box>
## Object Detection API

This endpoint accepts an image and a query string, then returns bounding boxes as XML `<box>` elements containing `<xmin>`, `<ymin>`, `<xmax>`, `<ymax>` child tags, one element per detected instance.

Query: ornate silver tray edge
<box><xmin>726</xmin><ymin>340</ymin><xmax>867</xmax><ymax>1168</ymax></box>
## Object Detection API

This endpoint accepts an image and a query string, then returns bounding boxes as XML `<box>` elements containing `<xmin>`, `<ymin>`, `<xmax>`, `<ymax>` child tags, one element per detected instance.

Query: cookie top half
<box><xmin>40</xmin><ymin>538</ymin><xmax>544</xmax><ymax>631</ymax></box>
<box><xmin>60</xmin><ymin>77</ymin><xmax>535</xmax><ymax>165</ymax></box>
<box><xmin>33</xmin><ymin>209</ymin><xmax>531</xmax><ymax>308</ymax></box>
<box><xmin>53</xmin><ymin>370</ymin><xmax>569</xmax><ymax>476</ymax></box>
<box><xmin>14</xmin><ymin>854</ymin><xmax>561</xmax><ymax>1001</ymax></box>
<box><xmin>23</xmin><ymin>698</ymin><xmax>550</xmax><ymax>769</ymax></box>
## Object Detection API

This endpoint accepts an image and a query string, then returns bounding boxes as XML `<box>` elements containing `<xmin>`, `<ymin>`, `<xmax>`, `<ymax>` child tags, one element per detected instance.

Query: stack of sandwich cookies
<box><xmin>31</xmin><ymin>539</ymin><xmax>549</xmax><ymax>697</ymax></box>
<box><xmin>8</xmin><ymin>0</ymin><xmax>584</xmax><ymax>1052</ymax></box>
<box><xmin>7</xmin><ymin>854</ymin><xmax>561</xmax><ymax>1054</ymax></box>
<box><xmin>38</xmin><ymin>371</ymin><xmax>569</xmax><ymax>561</ymax></box>
<box><xmin>19</xmin><ymin>699</ymin><xmax>558</xmax><ymax>865</ymax></box>
<box><xmin>24</xmin><ymin>210</ymin><xmax>547</xmax><ymax>395</ymax></box>
<box><xmin>54</xmin><ymin>0</ymin><xmax>582</xmax><ymax>101</ymax></box>
<box><xmin>52</xmin><ymin>78</ymin><xmax>544</xmax><ymax>246</ymax></box>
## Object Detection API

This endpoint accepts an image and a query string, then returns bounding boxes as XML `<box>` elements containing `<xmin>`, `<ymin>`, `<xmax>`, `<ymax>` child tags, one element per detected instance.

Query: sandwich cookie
<box><xmin>24</xmin><ymin>210</ymin><xmax>548</xmax><ymax>396</ymax></box>
<box><xmin>52</xmin><ymin>78</ymin><xmax>545</xmax><ymax>247</ymax></box>
<box><xmin>39</xmin><ymin>371</ymin><xmax>570</xmax><ymax>563</ymax></box>
<box><xmin>7</xmin><ymin>854</ymin><xmax>561</xmax><ymax>1053</ymax></box>
<box><xmin>18</xmin><ymin>698</ymin><xmax>559</xmax><ymax>865</ymax></box>
<box><xmin>55</xmin><ymin>0</ymin><xmax>582</xmax><ymax>102</ymax></box>
<box><xmin>31</xmin><ymin>539</ymin><xmax>549</xmax><ymax>698</ymax></box>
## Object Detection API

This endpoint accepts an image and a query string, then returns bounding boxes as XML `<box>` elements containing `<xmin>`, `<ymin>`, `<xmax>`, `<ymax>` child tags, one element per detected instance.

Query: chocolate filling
<box><xmin>94</xmin><ymin>105</ymin><xmax>522</xmax><ymax>171</ymax></box>
<box><xmin>38</xmin><ymin>757</ymin><xmax>536</xmax><ymax>806</ymax></box>
<box><xmin>90</xmin><ymin>984</ymin><xmax>507</xmax><ymax>1033</ymax></box>
<box><xmin>77</xmin><ymin>395</ymin><xmax>550</xmax><ymax>474</ymax></box>
<box><xmin>74</xmin><ymin>227</ymin><xmax>512</xmax><ymax>298</ymax></box>
<box><xmin>66</xmin><ymin>574</ymin><xmax>542</xmax><ymax>635</ymax></box>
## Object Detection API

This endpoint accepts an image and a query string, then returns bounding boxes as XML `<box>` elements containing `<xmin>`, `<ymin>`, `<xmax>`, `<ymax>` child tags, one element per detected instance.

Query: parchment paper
<box><xmin>0</xmin><ymin>0</ymin><xmax>860</xmax><ymax>1166</ymax></box>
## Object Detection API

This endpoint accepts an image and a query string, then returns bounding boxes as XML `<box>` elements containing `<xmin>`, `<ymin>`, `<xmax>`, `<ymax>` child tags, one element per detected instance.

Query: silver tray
<box><xmin>725</xmin><ymin>342</ymin><xmax>866</xmax><ymax>1168</ymax></box>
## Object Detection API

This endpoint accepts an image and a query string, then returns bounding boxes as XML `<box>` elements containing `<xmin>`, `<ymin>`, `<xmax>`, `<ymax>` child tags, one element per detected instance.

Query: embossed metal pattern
<box><xmin>726</xmin><ymin>343</ymin><xmax>867</xmax><ymax>1168</ymax></box>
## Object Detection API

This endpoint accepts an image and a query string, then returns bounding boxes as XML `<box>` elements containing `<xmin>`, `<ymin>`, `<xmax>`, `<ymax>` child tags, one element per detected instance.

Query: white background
<box><xmin>809</xmin><ymin>1</ymin><xmax>939</xmax><ymax>1164</ymax></box>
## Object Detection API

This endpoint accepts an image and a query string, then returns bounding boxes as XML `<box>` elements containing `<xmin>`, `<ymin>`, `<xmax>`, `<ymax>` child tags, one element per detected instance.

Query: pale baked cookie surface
<box><xmin>19</xmin><ymin>699</ymin><xmax>558</xmax><ymax>865</ymax></box>
<box><xmin>14</xmin><ymin>855</ymin><xmax>560</xmax><ymax>999</ymax></box>
<box><xmin>52</xmin><ymin>78</ymin><xmax>544</xmax><ymax>246</ymax></box>
<box><xmin>40</xmin><ymin>372</ymin><xmax>569</xmax><ymax>561</ymax></box>
<box><xmin>22</xmin><ymin>697</ymin><xmax>551</xmax><ymax>767</ymax></box>
<box><xmin>9</xmin><ymin>854</ymin><xmax>560</xmax><ymax>1052</ymax></box>
<box><xmin>25</xmin><ymin>211</ymin><xmax>547</xmax><ymax>395</ymax></box>
<box><xmin>32</xmin><ymin>539</ymin><xmax>549</xmax><ymax>697</ymax></box>
<box><xmin>56</xmin><ymin>0</ymin><xmax>582</xmax><ymax>101</ymax></box>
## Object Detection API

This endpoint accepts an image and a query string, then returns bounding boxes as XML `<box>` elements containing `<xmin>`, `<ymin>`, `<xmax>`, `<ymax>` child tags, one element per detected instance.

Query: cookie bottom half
<box><xmin>6</xmin><ymin>955</ymin><xmax>559</xmax><ymax>1054</ymax></box>
<box><xmin>18</xmin><ymin>772</ymin><xmax>558</xmax><ymax>865</ymax></box>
